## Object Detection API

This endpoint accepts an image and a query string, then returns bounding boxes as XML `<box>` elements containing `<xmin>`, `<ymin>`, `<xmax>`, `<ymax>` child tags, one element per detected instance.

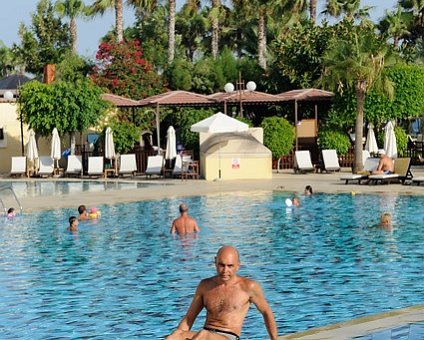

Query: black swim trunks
<box><xmin>204</xmin><ymin>327</ymin><xmax>240</xmax><ymax>340</ymax></box>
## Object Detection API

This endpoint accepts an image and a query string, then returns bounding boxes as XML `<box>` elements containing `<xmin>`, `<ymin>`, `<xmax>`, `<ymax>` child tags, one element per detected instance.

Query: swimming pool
<box><xmin>0</xmin><ymin>180</ymin><xmax>166</xmax><ymax>198</ymax></box>
<box><xmin>0</xmin><ymin>192</ymin><xmax>423</xmax><ymax>339</ymax></box>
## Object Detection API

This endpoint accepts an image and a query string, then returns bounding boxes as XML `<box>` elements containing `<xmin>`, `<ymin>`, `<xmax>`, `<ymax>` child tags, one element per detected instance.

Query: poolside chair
<box><xmin>38</xmin><ymin>156</ymin><xmax>54</xmax><ymax>177</ymax></box>
<box><xmin>321</xmin><ymin>149</ymin><xmax>341</xmax><ymax>172</ymax></box>
<box><xmin>340</xmin><ymin>158</ymin><xmax>380</xmax><ymax>184</ymax></box>
<box><xmin>145</xmin><ymin>155</ymin><xmax>164</xmax><ymax>178</ymax></box>
<box><xmin>118</xmin><ymin>154</ymin><xmax>137</xmax><ymax>177</ymax></box>
<box><xmin>10</xmin><ymin>156</ymin><xmax>27</xmax><ymax>177</ymax></box>
<box><xmin>87</xmin><ymin>156</ymin><xmax>104</xmax><ymax>177</ymax></box>
<box><xmin>293</xmin><ymin>150</ymin><xmax>314</xmax><ymax>173</ymax></box>
<box><xmin>368</xmin><ymin>158</ymin><xmax>412</xmax><ymax>185</ymax></box>
<box><xmin>172</xmin><ymin>154</ymin><xmax>183</xmax><ymax>177</ymax></box>
<box><xmin>65</xmin><ymin>155</ymin><xmax>82</xmax><ymax>177</ymax></box>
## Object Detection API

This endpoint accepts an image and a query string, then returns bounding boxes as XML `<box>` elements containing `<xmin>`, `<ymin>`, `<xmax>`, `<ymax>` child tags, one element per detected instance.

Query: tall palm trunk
<box><xmin>258</xmin><ymin>9</ymin><xmax>267</xmax><ymax>70</ymax></box>
<box><xmin>211</xmin><ymin>0</ymin><xmax>220</xmax><ymax>59</ymax></box>
<box><xmin>168</xmin><ymin>0</ymin><xmax>176</xmax><ymax>63</ymax></box>
<box><xmin>354</xmin><ymin>81</ymin><xmax>366</xmax><ymax>173</ymax></box>
<box><xmin>115</xmin><ymin>0</ymin><xmax>124</xmax><ymax>42</ymax></box>
<box><xmin>310</xmin><ymin>0</ymin><xmax>316</xmax><ymax>24</ymax></box>
<box><xmin>70</xmin><ymin>18</ymin><xmax>78</xmax><ymax>54</ymax></box>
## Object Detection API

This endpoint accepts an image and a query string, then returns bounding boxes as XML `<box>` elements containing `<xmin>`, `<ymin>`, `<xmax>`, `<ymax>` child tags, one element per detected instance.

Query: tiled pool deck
<box><xmin>1</xmin><ymin>167</ymin><xmax>424</xmax><ymax>340</ymax></box>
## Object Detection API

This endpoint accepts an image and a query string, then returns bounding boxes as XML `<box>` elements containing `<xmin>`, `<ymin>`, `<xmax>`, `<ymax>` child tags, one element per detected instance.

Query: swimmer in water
<box><xmin>292</xmin><ymin>197</ymin><xmax>300</xmax><ymax>206</ymax></box>
<box><xmin>78</xmin><ymin>205</ymin><xmax>88</xmax><ymax>220</ymax></box>
<box><xmin>67</xmin><ymin>216</ymin><xmax>79</xmax><ymax>232</ymax></box>
<box><xmin>7</xmin><ymin>207</ymin><xmax>16</xmax><ymax>219</ymax></box>
<box><xmin>304</xmin><ymin>185</ymin><xmax>313</xmax><ymax>195</ymax></box>
<box><xmin>170</xmin><ymin>203</ymin><xmax>200</xmax><ymax>235</ymax></box>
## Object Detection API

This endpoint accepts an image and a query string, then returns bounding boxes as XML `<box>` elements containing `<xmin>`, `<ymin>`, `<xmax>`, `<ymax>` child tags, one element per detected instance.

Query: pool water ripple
<box><xmin>0</xmin><ymin>192</ymin><xmax>424</xmax><ymax>339</ymax></box>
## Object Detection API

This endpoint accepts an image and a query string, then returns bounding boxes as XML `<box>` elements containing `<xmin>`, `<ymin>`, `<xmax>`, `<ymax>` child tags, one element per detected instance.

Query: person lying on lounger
<box><xmin>372</xmin><ymin>151</ymin><xmax>394</xmax><ymax>175</ymax></box>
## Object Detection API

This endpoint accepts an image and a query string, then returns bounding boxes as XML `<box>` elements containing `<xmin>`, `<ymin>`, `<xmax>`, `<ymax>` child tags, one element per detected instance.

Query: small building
<box><xmin>199</xmin><ymin>128</ymin><xmax>272</xmax><ymax>180</ymax></box>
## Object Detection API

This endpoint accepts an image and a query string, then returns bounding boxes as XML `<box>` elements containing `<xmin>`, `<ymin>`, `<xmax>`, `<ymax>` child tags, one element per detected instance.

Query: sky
<box><xmin>0</xmin><ymin>0</ymin><xmax>399</xmax><ymax>59</ymax></box>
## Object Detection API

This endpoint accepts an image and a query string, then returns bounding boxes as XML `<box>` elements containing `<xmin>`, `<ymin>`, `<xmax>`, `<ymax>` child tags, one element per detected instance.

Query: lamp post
<box><xmin>4</xmin><ymin>90</ymin><xmax>24</xmax><ymax>156</ymax></box>
<box><xmin>224</xmin><ymin>78</ymin><xmax>256</xmax><ymax>118</ymax></box>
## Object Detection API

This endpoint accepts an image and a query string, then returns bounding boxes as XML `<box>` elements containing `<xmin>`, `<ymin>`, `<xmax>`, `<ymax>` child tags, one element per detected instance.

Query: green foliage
<box><xmin>394</xmin><ymin>126</ymin><xmax>408</xmax><ymax>156</ymax></box>
<box><xmin>178</xmin><ymin>108</ymin><xmax>214</xmax><ymax>154</ymax></box>
<box><xmin>90</xmin><ymin>39</ymin><xmax>166</xmax><ymax>100</ymax></box>
<box><xmin>18</xmin><ymin>79</ymin><xmax>109</xmax><ymax>137</ymax></box>
<box><xmin>164</xmin><ymin>58</ymin><xmax>193</xmax><ymax>91</ymax></box>
<box><xmin>13</xmin><ymin>0</ymin><xmax>71</xmax><ymax>76</ymax></box>
<box><xmin>318</xmin><ymin>129</ymin><xmax>351</xmax><ymax>155</ymax></box>
<box><xmin>55</xmin><ymin>52</ymin><xmax>93</xmax><ymax>82</ymax></box>
<box><xmin>103</xmin><ymin>119</ymin><xmax>140</xmax><ymax>154</ymax></box>
<box><xmin>260</xmin><ymin>116</ymin><xmax>295</xmax><ymax>158</ymax></box>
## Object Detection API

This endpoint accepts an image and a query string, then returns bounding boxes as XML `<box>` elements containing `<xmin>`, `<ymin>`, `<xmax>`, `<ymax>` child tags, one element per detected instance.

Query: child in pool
<box><xmin>88</xmin><ymin>207</ymin><xmax>101</xmax><ymax>219</ymax></box>
<box><xmin>67</xmin><ymin>216</ymin><xmax>79</xmax><ymax>232</ymax></box>
<box><xmin>7</xmin><ymin>207</ymin><xmax>16</xmax><ymax>219</ymax></box>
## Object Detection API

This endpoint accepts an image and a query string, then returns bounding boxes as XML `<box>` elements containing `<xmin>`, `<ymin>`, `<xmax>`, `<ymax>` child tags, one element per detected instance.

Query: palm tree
<box><xmin>400</xmin><ymin>0</ymin><xmax>424</xmax><ymax>27</ymax></box>
<box><xmin>210</xmin><ymin>0</ymin><xmax>220</xmax><ymax>59</ymax></box>
<box><xmin>379</xmin><ymin>5</ymin><xmax>410</xmax><ymax>48</ymax></box>
<box><xmin>324</xmin><ymin>0</ymin><xmax>361</xmax><ymax>20</ymax></box>
<box><xmin>318</xmin><ymin>32</ymin><xmax>395</xmax><ymax>172</ymax></box>
<box><xmin>55</xmin><ymin>0</ymin><xmax>87</xmax><ymax>54</ymax></box>
<box><xmin>310</xmin><ymin>0</ymin><xmax>317</xmax><ymax>23</ymax></box>
<box><xmin>168</xmin><ymin>0</ymin><xmax>176</xmax><ymax>63</ymax></box>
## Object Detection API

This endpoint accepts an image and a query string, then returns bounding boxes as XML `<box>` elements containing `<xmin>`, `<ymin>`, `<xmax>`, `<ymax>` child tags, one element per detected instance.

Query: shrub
<box><xmin>394</xmin><ymin>126</ymin><xmax>408</xmax><ymax>156</ymax></box>
<box><xmin>104</xmin><ymin>119</ymin><xmax>140</xmax><ymax>154</ymax></box>
<box><xmin>260</xmin><ymin>116</ymin><xmax>295</xmax><ymax>158</ymax></box>
<box><xmin>318</xmin><ymin>129</ymin><xmax>351</xmax><ymax>156</ymax></box>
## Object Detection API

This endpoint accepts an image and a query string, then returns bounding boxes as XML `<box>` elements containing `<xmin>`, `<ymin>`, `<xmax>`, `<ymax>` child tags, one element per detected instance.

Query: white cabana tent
<box><xmin>191</xmin><ymin>113</ymin><xmax>271</xmax><ymax>180</ymax></box>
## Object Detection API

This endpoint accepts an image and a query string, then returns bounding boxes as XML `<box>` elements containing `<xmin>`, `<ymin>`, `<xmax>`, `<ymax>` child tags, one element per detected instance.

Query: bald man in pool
<box><xmin>166</xmin><ymin>245</ymin><xmax>278</xmax><ymax>340</ymax></box>
<box><xmin>170</xmin><ymin>203</ymin><xmax>200</xmax><ymax>235</ymax></box>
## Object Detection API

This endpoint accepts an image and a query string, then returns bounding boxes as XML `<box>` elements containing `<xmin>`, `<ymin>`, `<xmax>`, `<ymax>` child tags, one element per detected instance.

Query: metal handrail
<box><xmin>0</xmin><ymin>185</ymin><xmax>23</xmax><ymax>215</ymax></box>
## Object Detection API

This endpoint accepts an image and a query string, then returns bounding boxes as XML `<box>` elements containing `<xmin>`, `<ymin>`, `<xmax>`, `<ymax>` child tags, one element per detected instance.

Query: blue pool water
<box><xmin>0</xmin><ymin>192</ymin><xmax>423</xmax><ymax>339</ymax></box>
<box><xmin>0</xmin><ymin>180</ymin><xmax>165</xmax><ymax>198</ymax></box>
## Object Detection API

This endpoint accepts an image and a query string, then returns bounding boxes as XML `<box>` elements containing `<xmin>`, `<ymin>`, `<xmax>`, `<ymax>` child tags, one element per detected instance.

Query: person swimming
<box><xmin>7</xmin><ymin>207</ymin><xmax>16</xmax><ymax>219</ymax></box>
<box><xmin>67</xmin><ymin>216</ymin><xmax>79</xmax><ymax>232</ymax></box>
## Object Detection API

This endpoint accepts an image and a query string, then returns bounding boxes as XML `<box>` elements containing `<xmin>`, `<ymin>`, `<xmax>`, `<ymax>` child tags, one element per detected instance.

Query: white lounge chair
<box><xmin>119</xmin><ymin>154</ymin><xmax>137</xmax><ymax>177</ymax></box>
<box><xmin>88</xmin><ymin>156</ymin><xmax>104</xmax><ymax>177</ymax></box>
<box><xmin>38</xmin><ymin>156</ymin><xmax>54</xmax><ymax>177</ymax></box>
<box><xmin>65</xmin><ymin>155</ymin><xmax>82</xmax><ymax>177</ymax></box>
<box><xmin>10</xmin><ymin>156</ymin><xmax>27</xmax><ymax>177</ymax></box>
<box><xmin>172</xmin><ymin>154</ymin><xmax>183</xmax><ymax>177</ymax></box>
<box><xmin>294</xmin><ymin>150</ymin><xmax>314</xmax><ymax>173</ymax></box>
<box><xmin>340</xmin><ymin>156</ymin><xmax>380</xmax><ymax>184</ymax></box>
<box><xmin>145</xmin><ymin>155</ymin><xmax>164</xmax><ymax>178</ymax></box>
<box><xmin>321</xmin><ymin>149</ymin><xmax>341</xmax><ymax>172</ymax></box>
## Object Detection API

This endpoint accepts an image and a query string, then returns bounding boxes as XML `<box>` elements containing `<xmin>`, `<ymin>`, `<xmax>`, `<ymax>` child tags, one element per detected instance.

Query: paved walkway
<box><xmin>2</xmin><ymin>167</ymin><xmax>424</xmax><ymax>212</ymax></box>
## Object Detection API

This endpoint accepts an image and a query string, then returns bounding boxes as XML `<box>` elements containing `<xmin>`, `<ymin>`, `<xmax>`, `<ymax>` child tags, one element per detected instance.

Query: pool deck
<box><xmin>2</xmin><ymin>166</ymin><xmax>424</xmax><ymax>213</ymax></box>
<box><xmin>1</xmin><ymin>167</ymin><xmax>424</xmax><ymax>339</ymax></box>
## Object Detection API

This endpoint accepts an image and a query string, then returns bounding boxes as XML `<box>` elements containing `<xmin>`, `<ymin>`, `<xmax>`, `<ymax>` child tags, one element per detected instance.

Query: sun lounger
<box><xmin>38</xmin><ymin>156</ymin><xmax>54</xmax><ymax>177</ymax></box>
<box><xmin>10</xmin><ymin>156</ymin><xmax>27</xmax><ymax>177</ymax></box>
<box><xmin>321</xmin><ymin>149</ymin><xmax>341</xmax><ymax>172</ymax></box>
<box><xmin>87</xmin><ymin>156</ymin><xmax>104</xmax><ymax>177</ymax></box>
<box><xmin>65</xmin><ymin>155</ymin><xmax>82</xmax><ymax>177</ymax></box>
<box><xmin>340</xmin><ymin>152</ymin><xmax>379</xmax><ymax>184</ymax></box>
<box><xmin>172</xmin><ymin>154</ymin><xmax>183</xmax><ymax>177</ymax></box>
<box><xmin>368</xmin><ymin>158</ymin><xmax>412</xmax><ymax>184</ymax></box>
<box><xmin>412</xmin><ymin>176</ymin><xmax>424</xmax><ymax>186</ymax></box>
<box><xmin>294</xmin><ymin>150</ymin><xmax>314</xmax><ymax>173</ymax></box>
<box><xmin>145</xmin><ymin>155</ymin><xmax>164</xmax><ymax>178</ymax></box>
<box><xmin>119</xmin><ymin>154</ymin><xmax>137</xmax><ymax>177</ymax></box>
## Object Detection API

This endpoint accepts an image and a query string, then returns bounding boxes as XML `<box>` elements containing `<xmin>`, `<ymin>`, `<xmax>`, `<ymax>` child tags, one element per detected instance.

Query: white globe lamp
<box><xmin>246</xmin><ymin>81</ymin><xmax>256</xmax><ymax>91</ymax></box>
<box><xmin>224</xmin><ymin>83</ymin><xmax>235</xmax><ymax>93</ymax></box>
<box><xmin>3</xmin><ymin>90</ymin><xmax>14</xmax><ymax>101</ymax></box>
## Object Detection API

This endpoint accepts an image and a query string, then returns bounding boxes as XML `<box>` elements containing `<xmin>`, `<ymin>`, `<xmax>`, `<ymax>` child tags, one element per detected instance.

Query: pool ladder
<box><xmin>0</xmin><ymin>186</ymin><xmax>23</xmax><ymax>215</ymax></box>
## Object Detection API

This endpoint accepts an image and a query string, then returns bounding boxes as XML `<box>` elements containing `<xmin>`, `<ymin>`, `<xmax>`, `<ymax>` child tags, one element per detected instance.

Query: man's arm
<box><xmin>170</xmin><ymin>282</ymin><xmax>205</xmax><ymax>333</ymax></box>
<box><xmin>170</xmin><ymin>220</ymin><xmax>176</xmax><ymax>234</ymax></box>
<box><xmin>249</xmin><ymin>281</ymin><xmax>278</xmax><ymax>340</ymax></box>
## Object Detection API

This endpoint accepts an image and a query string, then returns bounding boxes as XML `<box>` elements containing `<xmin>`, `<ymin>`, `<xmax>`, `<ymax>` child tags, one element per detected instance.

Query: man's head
<box><xmin>378</xmin><ymin>150</ymin><xmax>386</xmax><ymax>158</ymax></box>
<box><xmin>215</xmin><ymin>245</ymin><xmax>240</xmax><ymax>282</ymax></box>
<box><xmin>179</xmin><ymin>203</ymin><xmax>188</xmax><ymax>214</ymax></box>
<box><xmin>380</xmin><ymin>212</ymin><xmax>391</xmax><ymax>226</ymax></box>
<box><xmin>78</xmin><ymin>205</ymin><xmax>86</xmax><ymax>215</ymax></box>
